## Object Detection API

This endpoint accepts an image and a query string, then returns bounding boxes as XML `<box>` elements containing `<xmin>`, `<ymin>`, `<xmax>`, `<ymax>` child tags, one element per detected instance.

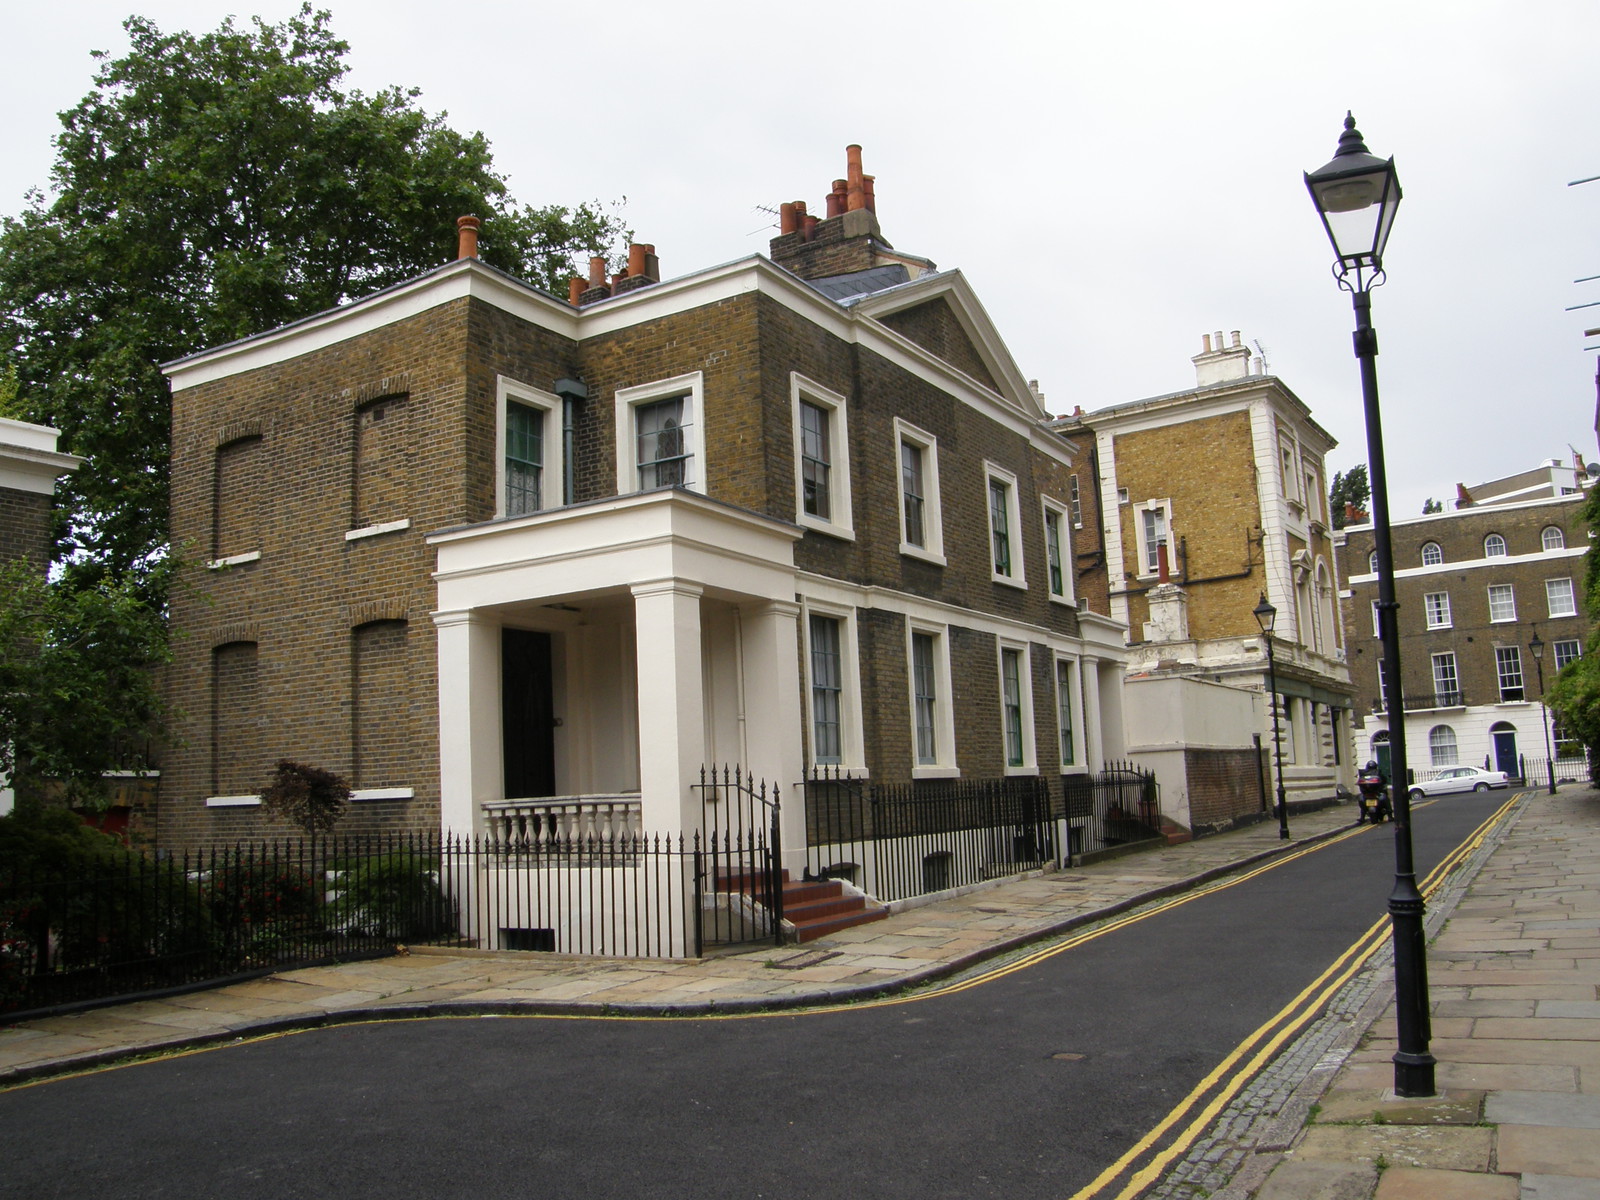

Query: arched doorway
<box><xmin>1490</xmin><ymin>721</ymin><xmax>1519</xmax><ymax>777</ymax></box>
<box><xmin>1371</xmin><ymin>730</ymin><xmax>1391</xmax><ymax>780</ymax></box>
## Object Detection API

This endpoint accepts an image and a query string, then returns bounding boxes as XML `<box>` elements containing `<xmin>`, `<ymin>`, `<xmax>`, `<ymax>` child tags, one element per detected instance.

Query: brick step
<box><xmin>783</xmin><ymin>893</ymin><xmax>868</xmax><ymax>922</ymax></box>
<box><xmin>788</xmin><ymin>906</ymin><xmax>890</xmax><ymax>943</ymax></box>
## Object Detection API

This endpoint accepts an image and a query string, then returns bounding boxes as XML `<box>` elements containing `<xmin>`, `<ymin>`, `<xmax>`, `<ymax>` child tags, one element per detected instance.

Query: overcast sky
<box><xmin>5</xmin><ymin>2</ymin><xmax>1597</xmax><ymax>515</ymax></box>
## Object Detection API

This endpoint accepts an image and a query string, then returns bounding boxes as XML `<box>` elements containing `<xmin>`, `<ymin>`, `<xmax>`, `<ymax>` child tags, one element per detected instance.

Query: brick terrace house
<box><xmin>1054</xmin><ymin>334</ymin><xmax>1357</xmax><ymax>831</ymax></box>
<box><xmin>0</xmin><ymin>417</ymin><xmax>82</xmax><ymax>816</ymax></box>
<box><xmin>1338</xmin><ymin>456</ymin><xmax>1592</xmax><ymax>780</ymax></box>
<box><xmin>159</xmin><ymin>148</ymin><xmax>1129</xmax><ymax>881</ymax></box>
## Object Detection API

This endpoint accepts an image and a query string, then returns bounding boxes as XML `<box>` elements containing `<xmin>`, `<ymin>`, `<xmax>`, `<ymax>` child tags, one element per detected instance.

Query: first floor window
<box><xmin>798</xmin><ymin>400</ymin><xmax>831</xmax><ymax>520</ymax></box>
<box><xmin>505</xmin><ymin>402</ymin><xmax>545</xmax><ymax>516</ymax></box>
<box><xmin>1547</xmin><ymin>577</ymin><xmax>1577</xmax><ymax>618</ymax></box>
<box><xmin>1045</xmin><ymin>506</ymin><xmax>1067</xmax><ymax>598</ymax></box>
<box><xmin>809</xmin><ymin>615</ymin><xmax>843</xmax><ymax>763</ymax></box>
<box><xmin>636</xmin><ymin>395</ymin><xmax>692</xmax><ymax>489</ymax></box>
<box><xmin>1429</xmin><ymin>725</ymin><xmax>1459</xmax><ymax>766</ymax></box>
<box><xmin>901</xmin><ymin>440</ymin><xmax>926</xmax><ymax>547</ymax></box>
<box><xmin>1554</xmin><ymin>638</ymin><xmax>1583</xmax><ymax>670</ymax></box>
<box><xmin>1001</xmin><ymin>647</ymin><xmax>1025</xmax><ymax>767</ymax></box>
<box><xmin>1488</xmin><ymin>584</ymin><xmax>1516</xmax><ymax>622</ymax></box>
<box><xmin>911</xmin><ymin>632</ymin><xmax>938</xmax><ymax>765</ymax></box>
<box><xmin>1496</xmin><ymin>646</ymin><xmax>1525</xmax><ymax>701</ymax></box>
<box><xmin>990</xmin><ymin>479</ymin><xmax>1013</xmax><ymax>576</ymax></box>
<box><xmin>1142</xmin><ymin>504</ymin><xmax>1169</xmax><ymax>575</ymax></box>
<box><xmin>1431</xmin><ymin>652</ymin><xmax>1459</xmax><ymax>706</ymax></box>
<box><xmin>1423</xmin><ymin>591</ymin><xmax>1451</xmax><ymax>629</ymax></box>
<box><xmin>1055</xmin><ymin>659</ymin><xmax>1076</xmax><ymax>767</ymax></box>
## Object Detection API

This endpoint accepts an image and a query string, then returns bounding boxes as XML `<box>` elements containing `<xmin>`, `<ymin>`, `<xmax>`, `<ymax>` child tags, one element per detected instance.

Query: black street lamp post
<box><xmin>1306</xmin><ymin>113</ymin><xmax>1435</xmax><ymax>1098</ymax></box>
<box><xmin>1529</xmin><ymin>628</ymin><xmax>1557</xmax><ymax>795</ymax></box>
<box><xmin>1253</xmin><ymin>594</ymin><xmax>1291</xmax><ymax>840</ymax></box>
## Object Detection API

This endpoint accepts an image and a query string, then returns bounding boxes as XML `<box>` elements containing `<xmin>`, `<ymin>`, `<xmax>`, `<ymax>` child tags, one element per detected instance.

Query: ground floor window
<box><xmin>1428</xmin><ymin>724</ymin><xmax>1459</xmax><ymax>766</ymax></box>
<box><xmin>809</xmin><ymin>614</ymin><xmax>843</xmax><ymax>764</ymax></box>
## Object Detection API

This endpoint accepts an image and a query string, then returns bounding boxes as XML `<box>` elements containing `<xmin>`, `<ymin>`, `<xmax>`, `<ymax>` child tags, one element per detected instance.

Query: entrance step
<box><xmin>723</xmin><ymin>872</ymin><xmax>888</xmax><ymax>943</ymax></box>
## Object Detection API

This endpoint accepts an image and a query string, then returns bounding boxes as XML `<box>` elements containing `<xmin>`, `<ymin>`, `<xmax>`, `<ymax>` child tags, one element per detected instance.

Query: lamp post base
<box><xmin>1393</xmin><ymin>1051</ymin><xmax>1438</xmax><ymax>1098</ymax></box>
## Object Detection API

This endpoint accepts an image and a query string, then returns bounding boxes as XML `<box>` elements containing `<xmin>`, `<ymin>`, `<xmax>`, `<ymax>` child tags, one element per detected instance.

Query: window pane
<box><xmin>636</xmin><ymin>396</ymin><xmax>691</xmax><ymax>489</ymax></box>
<box><xmin>900</xmin><ymin>441</ymin><xmax>925</xmax><ymax>547</ymax></box>
<box><xmin>1429</xmin><ymin>725</ymin><xmax>1458</xmax><ymax>766</ymax></box>
<box><xmin>1496</xmin><ymin>646</ymin><xmax>1524</xmax><ymax>701</ymax></box>
<box><xmin>1488</xmin><ymin>585</ymin><xmax>1516</xmax><ymax>622</ymax></box>
<box><xmin>1431</xmin><ymin>652</ymin><xmax>1459</xmax><ymax>705</ymax></box>
<box><xmin>1543</xmin><ymin>526</ymin><xmax>1566</xmax><ymax>551</ymax></box>
<box><xmin>1056</xmin><ymin>659</ymin><xmax>1075</xmax><ymax>766</ymax></box>
<box><xmin>1001</xmin><ymin>648</ymin><xmax>1024</xmax><ymax>766</ymax></box>
<box><xmin>1422</xmin><ymin>542</ymin><xmax>1443</xmax><ymax>566</ymax></box>
<box><xmin>800</xmin><ymin>401</ymin><xmax>831</xmax><ymax>519</ymax></box>
<box><xmin>1484</xmin><ymin>534</ymin><xmax>1506</xmax><ymax>558</ymax></box>
<box><xmin>1046</xmin><ymin>511</ymin><xmax>1064</xmax><ymax>596</ymax></box>
<box><xmin>912</xmin><ymin>632</ymin><xmax>937</xmax><ymax>765</ymax></box>
<box><xmin>1424</xmin><ymin>592</ymin><xmax>1451</xmax><ymax>629</ymax></box>
<box><xmin>990</xmin><ymin>480</ymin><xmax>1012</xmax><ymax>575</ymax></box>
<box><xmin>809</xmin><ymin>615</ymin><xmax>842</xmax><ymax>763</ymax></box>
<box><xmin>1555</xmin><ymin>639</ymin><xmax>1582</xmax><ymax>670</ymax></box>
<box><xmin>1068</xmin><ymin>475</ymin><xmax>1082</xmax><ymax>528</ymax></box>
<box><xmin>1142</xmin><ymin>506</ymin><xmax>1168</xmax><ymax>574</ymax></box>
<box><xmin>505</xmin><ymin>403</ymin><xmax>544</xmax><ymax>516</ymax></box>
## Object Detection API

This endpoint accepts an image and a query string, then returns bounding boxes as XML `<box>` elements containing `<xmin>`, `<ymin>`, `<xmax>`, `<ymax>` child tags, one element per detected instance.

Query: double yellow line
<box><xmin>1065</xmin><ymin>791</ymin><xmax>1523</xmax><ymax>1200</ymax></box>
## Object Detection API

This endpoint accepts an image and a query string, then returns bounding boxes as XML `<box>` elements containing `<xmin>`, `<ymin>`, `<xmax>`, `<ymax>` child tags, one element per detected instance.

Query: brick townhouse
<box><xmin>1338</xmin><ymin>456</ymin><xmax>1592</xmax><ymax>780</ymax></box>
<box><xmin>1055</xmin><ymin>334</ymin><xmax>1356</xmax><ymax>831</ymax></box>
<box><xmin>158</xmin><ymin>147</ymin><xmax>1130</xmax><ymax>866</ymax></box>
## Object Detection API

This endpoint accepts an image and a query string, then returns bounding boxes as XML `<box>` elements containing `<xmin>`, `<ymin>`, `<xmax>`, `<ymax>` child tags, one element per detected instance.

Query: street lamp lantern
<box><xmin>1252</xmin><ymin>593</ymin><xmax>1290</xmax><ymax>841</ymax></box>
<box><xmin>1529</xmin><ymin>627</ymin><xmax>1557</xmax><ymax>795</ymax></box>
<box><xmin>1306</xmin><ymin>113</ymin><xmax>1435</xmax><ymax>1098</ymax></box>
<box><xmin>1305</xmin><ymin>112</ymin><xmax>1403</xmax><ymax>289</ymax></box>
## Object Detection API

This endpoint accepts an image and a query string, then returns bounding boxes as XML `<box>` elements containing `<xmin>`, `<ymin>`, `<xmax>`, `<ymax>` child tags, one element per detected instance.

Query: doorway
<box><xmin>502</xmin><ymin>628</ymin><xmax>556</xmax><ymax>799</ymax></box>
<box><xmin>1491</xmin><ymin>723</ymin><xmax>1519</xmax><ymax>778</ymax></box>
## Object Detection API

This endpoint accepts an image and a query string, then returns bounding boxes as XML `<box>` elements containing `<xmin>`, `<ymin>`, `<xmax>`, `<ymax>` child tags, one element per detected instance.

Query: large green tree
<box><xmin>1544</xmin><ymin>482</ymin><xmax>1600</xmax><ymax>777</ymax></box>
<box><xmin>1327</xmin><ymin>464</ymin><xmax>1370</xmax><ymax>529</ymax></box>
<box><xmin>0</xmin><ymin>6</ymin><xmax>627</xmax><ymax>588</ymax></box>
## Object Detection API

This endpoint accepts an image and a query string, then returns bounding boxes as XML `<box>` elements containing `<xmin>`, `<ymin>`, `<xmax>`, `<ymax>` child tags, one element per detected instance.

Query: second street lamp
<box><xmin>1253</xmin><ymin>594</ymin><xmax>1290</xmax><ymax>840</ymax></box>
<box><xmin>1306</xmin><ymin>112</ymin><xmax>1435</xmax><ymax>1098</ymax></box>
<box><xmin>1529</xmin><ymin>627</ymin><xmax>1557</xmax><ymax>795</ymax></box>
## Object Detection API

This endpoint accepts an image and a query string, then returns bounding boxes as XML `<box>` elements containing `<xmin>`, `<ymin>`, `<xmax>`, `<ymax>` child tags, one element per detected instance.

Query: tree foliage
<box><xmin>261</xmin><ymin>760</ymin><xmax>351</xmax><ymax>837</ymax></box>
<box><xmin>1421</xmin><ymin>497</ymin><xmax>1444</xmax><ymax>514</ymax></box>
<box><xmin>0</xmin><ymin>6</ymin><xmax>628</xmax><ymax>587</ymax></box>
<box><xmin>0</xmin><ymin>560</ymin><xmax>168</xmax><ymax>803</ymax></box>
<box><xmin>1328</xmin><ymin>464</ymin><xmax>1370</xmax><ymax>529</ymax></box>
<box><xmin>1544</xmin><ymin>483</ymin><xmax>1600</xmax><ymax>778</ymax></box>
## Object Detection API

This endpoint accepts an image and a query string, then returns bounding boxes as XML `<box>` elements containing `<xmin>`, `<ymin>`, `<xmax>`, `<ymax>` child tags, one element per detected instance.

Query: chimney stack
<box><xmin>575</xmin><ymin>255</ymin><xmax>612</xmax><ymax>305</ymax></box>
<box><xmin>456</xmin><ymin>215</ymin><xmax>480</xmax><ymax>260</ymax></box>
<box><xmin>614</xmin><ymin>242</ymin><xmax>661</xmax><ymax>295</ymax></box>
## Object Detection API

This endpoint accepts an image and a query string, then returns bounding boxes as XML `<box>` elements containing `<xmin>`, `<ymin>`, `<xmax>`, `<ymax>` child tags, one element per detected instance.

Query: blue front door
<box><xmin>1493</xmin><ymin>729</ymin><xmax>1519</xmax><ymax>777</ymax></box>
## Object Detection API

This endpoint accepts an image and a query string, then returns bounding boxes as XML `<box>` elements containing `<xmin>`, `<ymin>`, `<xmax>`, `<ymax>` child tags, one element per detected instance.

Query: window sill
<box><xmin>1426</xmin><ymin>624</ymin><xmax>1453</xmax><ymax>631</ymax></box>
<box><xmin>351</xmin><ymin>787</ymin><xmax>415</xmax><ymax>802</ymax></box>
<box><xmin>1548</xmin><ymin>612</ymin><xmax>1579</xmax><ymax>621</ymax></box>
<box><xmin>797</xmin><ymin>515</ymin><xmax>856</xmax><ymax>542</ymax></box>
<box><xmin>911</xmin><ymin>766</ymin><xmax>960</xmax><ymax>780</ymax></box>
<box><xmin>1489</xmin><ymin>617</ymin><xmax>1518</xmax><ymax>624</ymax></box>
<box><xmin>346</xmin><ymin>518</ymin><xmax>412</xmax><ymax>542</ymax></box>
<box><xmin>1003</xmin><ymin>765</ymin><xmax>1040</xmax><ymax>777</ymax></box>
<box><xmin>991</xmin><ymin>574</ymin><xmax>1028</xmax><ymax>591</ymax></box>
<box><xmin>207</xmin><ymin>551</ymin><xmax>261</xmax><ymax>570</ymax></box>
<box><xmin>900</xmin><ymin>543</ymin><xmax>947</xmax><ymax>567</ymax></box>
<box><xmin>205</xmin><ymin>794</ymin><xmax>261</xmax><ymax>808</ymax></box>
<box><xmin>1048</xmin><ymin>592</ymin><xmax>1076</xmax><ymax>608</ymax></box>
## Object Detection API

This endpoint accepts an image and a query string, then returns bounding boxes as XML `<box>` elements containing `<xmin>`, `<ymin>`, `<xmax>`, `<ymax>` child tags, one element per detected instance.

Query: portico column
<box><xmin>1097</xmin><ymin>660</ymin><xmax>1127</xmax><ymax>761</ymax></box>
<box><xmin>631</xmin><ymin>580</ymin><xmax>706</xmax><ymax>833</ymax></box>
<box><xmin>1081</xmin><ymin>657</ymin><xmax>1105</xmax><ymax>772</ymax></box>
<box><xmin>741</xmin><ymin>599</ymin><xmax>805</xmax><ymax>873</ymax></box>
<box><xmin>432</xmin><ymin>609</ymin><xmax>502</xmax><ymax>836</ymax></box>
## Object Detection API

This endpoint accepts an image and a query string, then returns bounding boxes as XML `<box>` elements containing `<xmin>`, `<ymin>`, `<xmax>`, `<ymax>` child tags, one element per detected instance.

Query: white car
<box><xmin>1408</xmin><ymin>766</ymin><xmax>1510</xmax><ymax>799</ymax></box>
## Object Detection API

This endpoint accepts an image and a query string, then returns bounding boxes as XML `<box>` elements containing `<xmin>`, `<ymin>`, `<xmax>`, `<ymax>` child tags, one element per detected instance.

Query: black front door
<box><xmin>502</xmin><ymin>628</ymin><xmax>555</xmax><ymax>799</ymax></box>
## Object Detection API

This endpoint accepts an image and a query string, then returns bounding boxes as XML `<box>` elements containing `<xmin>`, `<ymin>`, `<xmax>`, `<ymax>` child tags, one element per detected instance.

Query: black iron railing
<box><xmin>800</xmin><ymin>770</ymin><xmax>1055</xmax><ymax>903</ymax></box>
<box><xmin>1061</xmin><ymin>762</ymin><xmax>1163</xmax><ymax>858</ymax></box>
<box><xmin>693</xmin><ymin>765</ymin><xmax>783</xmax><ymax>950</ymax></box>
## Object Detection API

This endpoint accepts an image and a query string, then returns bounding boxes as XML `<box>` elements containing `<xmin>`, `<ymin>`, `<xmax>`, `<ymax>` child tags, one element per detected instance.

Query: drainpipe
<box><xmin>553</xmin><ymin>377</ymin><xmax>589</xmax><ymax>506</ymax></box>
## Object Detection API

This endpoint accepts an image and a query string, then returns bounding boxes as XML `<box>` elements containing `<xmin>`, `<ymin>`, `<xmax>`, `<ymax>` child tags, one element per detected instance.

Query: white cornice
<box><xmin>1063</xmin><ymin>375</ymin><xmax>1337</xmax><ymax>452</ymax></box>
<box><xmin>0</xmin><ymin>423</ymin><xmax>82</xmax><ymax>495</ymax></box>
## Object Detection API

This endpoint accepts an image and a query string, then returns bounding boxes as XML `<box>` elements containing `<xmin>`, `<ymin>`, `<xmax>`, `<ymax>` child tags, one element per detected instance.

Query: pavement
<box><xmin>3</xmin><ymin>786</ymin><xmax>1597</xmax><ymax>1200</ymax></box>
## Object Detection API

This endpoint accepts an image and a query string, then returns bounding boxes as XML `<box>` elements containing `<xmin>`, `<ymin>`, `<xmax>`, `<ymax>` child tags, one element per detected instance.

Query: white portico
<box><xmin>428</xmin><ymin>490</ymin><xmax>806</xmax><ymax>856</ymax></box>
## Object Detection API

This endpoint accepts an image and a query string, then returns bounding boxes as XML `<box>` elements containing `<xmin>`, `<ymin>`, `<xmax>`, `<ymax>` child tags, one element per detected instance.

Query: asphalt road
<box><xmin>0</xmin><ymin>793</ymin><xmax>1507</xmax><ymax>1200</ymax></box>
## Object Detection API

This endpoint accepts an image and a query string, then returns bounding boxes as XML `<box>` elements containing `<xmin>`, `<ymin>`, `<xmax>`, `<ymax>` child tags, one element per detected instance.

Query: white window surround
<box><xmin>1423</xmin><ymin>591</ymin><xmax>1452</xmax><ymax>630</ymax></box>
<box><xmin>790</xmin><ymin>373</ymin><xmax>854</xmax><ymax>540</ymax></box>
<box><xmin>205</xmin><ymin>794</ymin><xmax>261</xmax><ymax>807</ymax></box>
<box><xmin>346</xmin><ymin>518</ymin><xmax>411</xmax><ymax>542</ymax></box>
<box><xmin>207</xmin><ymin>550</ymin><xmax>261</xmax><ymax>570</ymax></box>
<box><xmin>800</xmin><ymin>598</ymin><xmax>867</xmax><ymax>771</ymax></box>
<box><xmin>1042</xmin><ymin>497</ymin><xmax>1074</xmax><ymax>605</ymax></box>
<box><xmin>985</xmin><ymin>462</ymin><xmax>1027</xmax><ymax>589</ymax></box>
<box><xmin>614</xmin><ymin>371</ymin><xmax>705</xmax><ymax>496</ymax></box>
<box><xmin>1133</xmin><ymin>498</ymin><xmax>1172</xmax><ymax>580</ymax></box>
<box><xmin>1547</xmin><ymin>577</ymin><xmax>1578</xmax><ymax>618</ymax></box>
<box><xmin>894</xmin><ymin>418</ymin><xmax>945</xmax><ymax>564</ymax></box>
<box><xmin>497</xmin><ymin>376</ymin><xmax>565</xmax><ymax>517</ymax></box>
<box><xmin>996</xmin><ymin>638</ymin><xmax>1038</xmax><ymax>775</ymax></box>
<box><xmin>906</xmin><ymin>621</ymin><xmax>958</xmax><ymax>779</ymax></box>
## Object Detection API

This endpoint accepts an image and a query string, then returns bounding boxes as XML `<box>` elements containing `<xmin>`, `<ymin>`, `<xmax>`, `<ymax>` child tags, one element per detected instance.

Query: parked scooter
<box><xmin>1357</xmin><ymin>761</ymin><xmax>1392</xmax><ymax>824</ymax></box>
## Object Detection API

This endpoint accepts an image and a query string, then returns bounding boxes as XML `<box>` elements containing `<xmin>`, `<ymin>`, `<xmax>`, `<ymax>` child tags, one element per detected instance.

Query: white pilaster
<box><xmin>1097</xmin><ymin>659</ymin><xmax>1128</xmax><ymax>761</ymax></box>
<box><xmin>741</xmin><ymin>598</ymin><xmax>805</xmax><ymax>870</ymax></box>
<box><xmin>1082</xmin><ymin>658</ymin><xmax>1104</xmax><ymax>771</ymax></box>
<box><xmin>433</xmin><ymin>609</ymin><xmax>503</xmax><ymax>835</ymax></box>
<box><xmin>631</xmin><ymin>580</ymin><xmax>707</xmax><ymax>832</ymax></box>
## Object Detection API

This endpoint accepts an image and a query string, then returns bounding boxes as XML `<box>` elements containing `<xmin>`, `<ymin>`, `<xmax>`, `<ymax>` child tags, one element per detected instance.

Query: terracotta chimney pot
<box><xmin>628</xmin><ymin>243</ymin><xmax>648</xmax><ymax>277</ymax></box>
<box><xmin>588</xmin><ymin>256</ymin><xmax>607</xmax><ymax>288</ymax></box>
<box><xmin>827</xmin><ymin>180</ymin><xmax>847</xmax><ymax>218</ymax></box>
<box><xmin>456</xmin><ymin>215</ymin><xmax>481</xmax><ymax>260</ymax></box>
<box><xmin>569</xmin><ymin>277</ymin><xmax>585</xmax><ymax>306</ymax></box>
<box><xmin>846</xmin><ymin>144</ymin><xmax>865</xmax><ymax>212</ymax></box>
<box><xmin>780</xmin><ymin>202</ymin><xmax>797</xmax><ymax>235</ymax></box>
<box><xmin>802</xmin><ymin>213</ymin><xmax>819</xmax><ymax>240</ymax></box>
